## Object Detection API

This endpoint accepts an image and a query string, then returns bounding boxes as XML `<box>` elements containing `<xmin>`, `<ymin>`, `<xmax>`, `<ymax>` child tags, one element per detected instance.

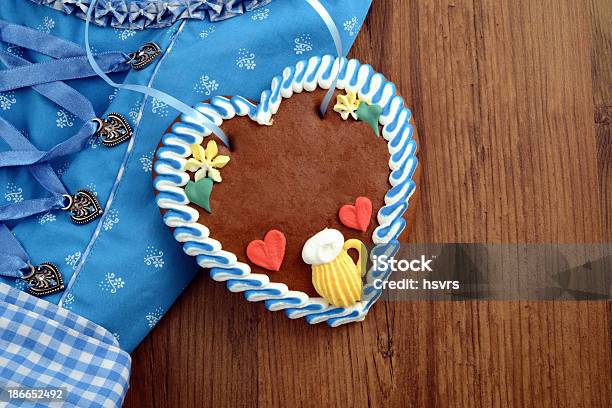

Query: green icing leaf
<box><xmin>356</xmin><ymin>102</ymin><xmax>383</xmax><ymax>136</ymax></box>
<box><xmin>185</xmin><ymin>178</ymin><xmax>213</xmax><ymax>213</ymax></box>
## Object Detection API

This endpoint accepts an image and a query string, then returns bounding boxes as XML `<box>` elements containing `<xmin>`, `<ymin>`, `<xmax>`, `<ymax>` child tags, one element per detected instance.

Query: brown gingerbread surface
<box><xmin>157</xmin><ymin>89</ymin><xmax>418</xmax><ymax>296</ymax></box>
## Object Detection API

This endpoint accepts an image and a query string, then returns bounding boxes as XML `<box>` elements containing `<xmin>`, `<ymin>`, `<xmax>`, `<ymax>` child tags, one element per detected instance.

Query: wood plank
<box><xmin>589</xmin><ymin>0</ymin><xmax>612</xmax><ymax>242</ymax></box>
<box><xmin>124</xmin><ymin>1</ymin><xmax>611</xmax><ymax>407</ymax></box>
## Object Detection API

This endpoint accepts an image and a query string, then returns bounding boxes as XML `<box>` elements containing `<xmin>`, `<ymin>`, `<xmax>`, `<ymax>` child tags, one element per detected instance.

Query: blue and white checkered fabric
<box><xmin>0</xmin><ymin>282</ymin><xmax>131</xmax><ymax>408</ymax></box>
<box><xmin>0</xmin><ymin>284</ymin><xmax>116</xmax><ymax>347</ymax></box>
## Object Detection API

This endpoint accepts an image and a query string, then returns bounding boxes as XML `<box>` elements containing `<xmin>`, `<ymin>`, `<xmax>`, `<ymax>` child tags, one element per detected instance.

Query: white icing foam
<box><xmin>302</xmin><ymin>228</ymin><xmax>345</xmax><ymax>266</ymax></box>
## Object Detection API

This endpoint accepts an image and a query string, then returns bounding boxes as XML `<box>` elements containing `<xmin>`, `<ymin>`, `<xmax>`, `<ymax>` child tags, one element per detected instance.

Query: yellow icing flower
<box><xmin>184</xmin><ymin>140</ymin><xmax>230</xmax><ymax>182</ymax></box>
<box><xmin>333</xmin><ymin>90</ymin><xmax>361</xmax><ymax>120</ymax></box>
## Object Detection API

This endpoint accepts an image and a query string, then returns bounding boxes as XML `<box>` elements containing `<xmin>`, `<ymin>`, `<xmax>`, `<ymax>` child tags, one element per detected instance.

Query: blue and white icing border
<box><xmin>153</xmin><ymin>55</ymin><xmax>418</xmax><ymax>326</ymax></box>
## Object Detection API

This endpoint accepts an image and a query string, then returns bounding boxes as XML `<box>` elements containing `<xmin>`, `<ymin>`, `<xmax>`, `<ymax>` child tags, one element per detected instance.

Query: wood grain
<box><xmin>124</xmin><ymin>1</ymin><xmax>611</xmax><ymax>407</ymax></box>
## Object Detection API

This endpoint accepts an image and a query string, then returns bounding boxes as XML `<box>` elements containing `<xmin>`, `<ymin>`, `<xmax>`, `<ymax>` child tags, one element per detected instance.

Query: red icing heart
<box><xmin>339</xmin><ymin>197</ymin><xmax>373</xmax><ymax>232</ymax></box>
<box><xmin>246</xmin><ymin>229</ymin><xmax>286</xmax><ymax>271</ymax></box>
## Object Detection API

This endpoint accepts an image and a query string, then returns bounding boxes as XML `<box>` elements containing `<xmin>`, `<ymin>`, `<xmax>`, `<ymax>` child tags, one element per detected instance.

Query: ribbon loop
<box><xmin>305</xmin><ymin>0</ymin><xmax>344</xmax><ymax>117</ymax></box>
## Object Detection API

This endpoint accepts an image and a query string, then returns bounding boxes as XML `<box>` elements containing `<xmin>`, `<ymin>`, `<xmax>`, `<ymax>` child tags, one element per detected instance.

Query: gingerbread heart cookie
<box><xmin>154</xmin><ymin>56</ymin><xmax>419</xmax><ymax>326</ymax></box>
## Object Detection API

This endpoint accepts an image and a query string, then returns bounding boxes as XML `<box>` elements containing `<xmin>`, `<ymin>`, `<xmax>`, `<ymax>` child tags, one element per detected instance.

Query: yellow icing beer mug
<box><xmin>302</xmin><ymin>229</ymin><xmax>368</xmax><ymax>307</ymax></box>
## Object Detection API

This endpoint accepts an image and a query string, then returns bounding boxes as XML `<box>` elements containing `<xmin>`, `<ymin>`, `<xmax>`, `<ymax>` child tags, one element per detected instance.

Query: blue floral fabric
<box><xmin>0</xmin><ymin>0</ymin><xmax>371</xmax><ymax>351</ymax></box>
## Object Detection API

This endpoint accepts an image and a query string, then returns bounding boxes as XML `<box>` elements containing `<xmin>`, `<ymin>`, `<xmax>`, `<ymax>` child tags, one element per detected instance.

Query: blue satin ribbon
<box><xmin>0</xmin><ymin>52</ymin><xmax>129</xmax><ymax>92</ymax></box>
<box><xmin>84</xmin><ymin>1</ymin><xmax>231</xmax><ymax>148</ymax></box>
<box><xmin>0</xmin><ymin>224</ymin><xmax>31</xmax><ymax>278</ymax></box>
<box><xmin>0</xmin><ymin>124</ymin><xmax>97</xmax><ymax>168</ymax></box>
<box><xmin>0</xmin><ymin>51</ymin><xmax>96</xmax><ymax>119</ymax></box>
<box><xmin>305</xmin><ymin>0</ymin><xmax>343</xmax><ymax>117</ymax></box>
<box><xmin>0</xmin><ymin>19</ymin><xmax>85</xmax><ymax>58</ymax></box>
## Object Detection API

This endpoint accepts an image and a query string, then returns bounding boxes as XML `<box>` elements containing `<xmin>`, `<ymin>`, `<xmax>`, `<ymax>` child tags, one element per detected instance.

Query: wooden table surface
<box><xmin>124</xmin><ymin>1</ymin><xmax>611</xmax><ymax>407</ymax></box>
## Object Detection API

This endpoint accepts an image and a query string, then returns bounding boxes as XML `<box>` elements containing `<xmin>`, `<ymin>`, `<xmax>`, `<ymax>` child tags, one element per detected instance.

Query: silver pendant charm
<box><xmin>129</xmin><ymin>42</ymin><xmax>161</xmax><ymax>70</ymax></box>
<box><xmin>22</xmin><ymin>263</ymin><xmax>64</xmax><ymax>297</ymax></box>
<box><xmin>93</xmin><ymin>113</ymin><xmax>132</xmax><ymax>147</ymax></box>
<box><xmin>62</xmin><ymin>189</ymin><xmax>103</xmax><ymax>225</ymax></box>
